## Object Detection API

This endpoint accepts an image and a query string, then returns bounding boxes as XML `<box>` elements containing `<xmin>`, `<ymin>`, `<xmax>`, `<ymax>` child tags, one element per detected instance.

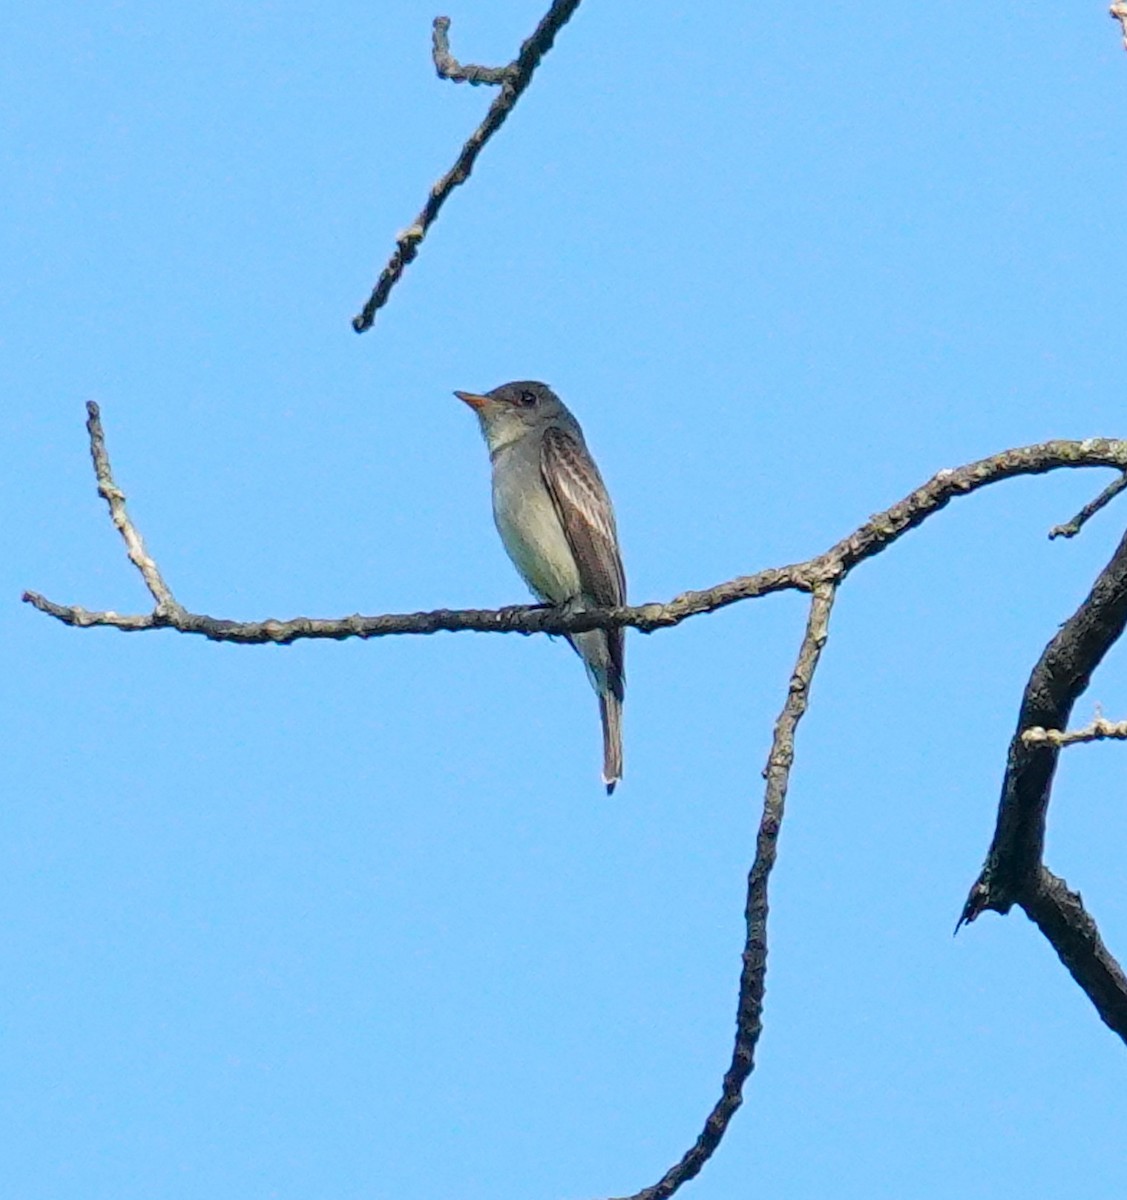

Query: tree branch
<box><xmin>82</xmin><ymin>402</ymin><xmax>182</xmax><ymax>618</ymax></box>
<box><xmin>1023</xmin><ymin>867</ymin><xmax>1127</xmax><ymax>1039</ymax></box>
<box><xmin>1022</xmin><ymin>716</ymin><xmax>1127</xmax><ymax>748</ymax></box>
<box><xmin>24</xmin><ymin>406</ymin><xmax>1127</xmax><ymax>646</ymax></box>
<box><xmin>26</xmin><ymin>399</ymin><xmax>1127</xmax><ymax>1187</ymax></box>
<box><xmin>959</xmin><ymin>525</ymin><xmax>1127</xmax><ymax>1042</ymax></box>
<box><xmin>614</xmin><ymin>584</ymin><xmax>837</xmax><ymax>1200</ymax></box>
<box><xmin>351</xmin><ymin>1</ymin><xmax>585</xmax><ymax>333</ymax></box>
<box><xmin>29</xmin><ymin>6</ymin><xmax>1127</xmax><ymax>1192</ymax></box>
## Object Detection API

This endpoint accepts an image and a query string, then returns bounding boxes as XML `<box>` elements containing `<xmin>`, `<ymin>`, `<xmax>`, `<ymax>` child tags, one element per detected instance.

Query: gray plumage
<box><xmin>455</xmin><ymin>381</ymin><xmax>626</xmax><ymax>792</ymax></box>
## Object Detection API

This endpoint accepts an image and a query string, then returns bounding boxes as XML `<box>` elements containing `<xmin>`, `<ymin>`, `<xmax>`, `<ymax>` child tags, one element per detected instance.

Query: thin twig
<box><xmin>1022</xmin><ymin>717</ymin><xmax>1127</xmax><ymax>747</ymax></box>
<box><xmin>1049</xmin><ymin>471</ymin><xmax>1127</xmax><ymax>538</ymax></box>
<box><xmin>352</xmin><ymin>0</ymin><xmax>584</xmax><ymax>332</ymax></box>
<box><xmin>614</xmin><ymin>584</ymin><xmax>837</xmax><ymax>1200</ymax></box>
<box><xmin>84</xmin><ymin>401</ymin><xmax>182</xmax><ymax>617</ymax></box>
<box><xmin>432</xmin><ymin>16</ymin><xmax>515</xmax><ymax>85</ymax></box>
<box><xmin>24</xmin><ymin>415</ymin><xmax>1127</xmax><ymax>644</ymax></box>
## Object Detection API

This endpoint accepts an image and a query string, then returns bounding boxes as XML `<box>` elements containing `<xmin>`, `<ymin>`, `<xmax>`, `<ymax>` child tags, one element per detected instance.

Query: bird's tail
<box><xmin>600</xmin><ymin>692</ymin><xmax>623</xmax><ymax>794</ymax></box>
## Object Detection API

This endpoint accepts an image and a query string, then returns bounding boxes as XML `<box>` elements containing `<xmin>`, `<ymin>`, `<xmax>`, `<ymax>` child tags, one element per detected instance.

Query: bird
<box><xmin>455</xmin><ymin>381</ymin><xmax>626</xmax><ymax>793</ymax></box>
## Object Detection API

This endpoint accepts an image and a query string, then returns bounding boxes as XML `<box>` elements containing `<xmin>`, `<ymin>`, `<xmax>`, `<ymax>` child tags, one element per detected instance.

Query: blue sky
<box><xmin>4</xmin><ymin>3</ymin><xmax>1127</xmax><ymax>1197</ymax></box>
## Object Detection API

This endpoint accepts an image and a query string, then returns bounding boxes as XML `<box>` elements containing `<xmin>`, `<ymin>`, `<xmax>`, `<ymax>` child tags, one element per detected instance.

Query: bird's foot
<box><xmin>496</xmin><ymin>602</ymin><xmax>551</xmax><ymax>619</ymax></box>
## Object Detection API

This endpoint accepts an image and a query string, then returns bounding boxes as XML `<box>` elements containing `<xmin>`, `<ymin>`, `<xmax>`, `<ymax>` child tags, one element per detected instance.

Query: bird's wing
<box><xmin>540</xmin><ymin>424</ymin><xmax>627</xmax><ymax>694</ymax></box>
<box><xmin>540</xmin><ymin>425</ymin><xmax>625</xmax><ymax>607</ymax></box>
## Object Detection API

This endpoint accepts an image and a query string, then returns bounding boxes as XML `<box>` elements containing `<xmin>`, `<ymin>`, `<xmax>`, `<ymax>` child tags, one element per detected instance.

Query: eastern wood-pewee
<box><xmin>456</xmin><ymin>381</ymin><xmax>626</xmax><ymax>793</ymax></box>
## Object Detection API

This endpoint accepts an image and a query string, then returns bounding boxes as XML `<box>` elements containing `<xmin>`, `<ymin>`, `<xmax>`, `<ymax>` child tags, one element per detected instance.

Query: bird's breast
<box><xmin>491</xmin><ymin>450</ymin><xmax>581</xmax><ymax>603</ymax></box>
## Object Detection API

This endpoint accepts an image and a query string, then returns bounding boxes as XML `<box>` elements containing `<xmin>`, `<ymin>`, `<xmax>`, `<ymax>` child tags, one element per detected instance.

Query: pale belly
<box><xmin>492</xmin><ymin>464</ymin><xmax>581</xmax><ymax>603</ymax></box>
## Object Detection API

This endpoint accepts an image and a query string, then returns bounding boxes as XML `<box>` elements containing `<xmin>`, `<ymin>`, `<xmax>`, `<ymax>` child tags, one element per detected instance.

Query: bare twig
<box><xmin>352</xmin><ymin>0</ymin><xmax>584</xmax><ymax>332</ymax></box>
<box><xmin>615</xmin><ymin>584</ymin><xmax>837</xmax><ymax>1200</ymax></box>
<box><xmin>959</xmin><ymin>525</ymin><xmax>1127</xmax><ymax>1042</ymax></box>
<box><xmin>432</xmin><ymin>16</ymin><xmax>514</xmax><ymax>85</ymax></box>
<box><xmin>1112</xmin><ymin>2</ymin><xmax>1127</xmax><ymax>51</ymax></box>
<box><xmin>1049</xmin><ymin>471</ymin><xmax>1127</xmax><ymax>538</ymax></box>
<box><xmin>24</xmin><ymin>414</ymin><xmax>1127</xmax><ymax>644</ymax></box>
<box><xmin>83</xmin><ymin>401</ymin><xmax>182</xmax><ymax>618</ymax></box>
<box><xmin>1022</xmin><ymin>717</ymin><xmax>1127</xmax><ymax>747</ymax></box>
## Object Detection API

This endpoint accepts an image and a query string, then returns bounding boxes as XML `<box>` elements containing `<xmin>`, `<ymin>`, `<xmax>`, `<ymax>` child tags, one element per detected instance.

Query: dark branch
<box><xmin>959</xmin><ymin>525</ymin><xmax>1127</xmax><ymax>1042</ymax></box>
<box><xmin>352</xmin><ymin>0</ymin><xmax>584</xmax><ymax>332</ymax></box>
<box><xmin>960</xmin><ymin>524</ymin><xmax>1127</xmax><ymax>919</ymax></box>
<box><xmin>1024</xmin><ymin>867</ymin><xmax>1127</xmax><ymax>1040</ymax></box>
<box><xmin>432</xmin><ymin>16</ymin><xmax>515</xmax><ymax>85</ymax></box>
<box><xmin>613</xmin><ymin>584</ymin><xmax>837</xmax><ymax>1200</ymax></box>
<box><xmin>1049</xmin><ymin>471</ymin><xmax>1127</xmax><ymax>538</ymax></box>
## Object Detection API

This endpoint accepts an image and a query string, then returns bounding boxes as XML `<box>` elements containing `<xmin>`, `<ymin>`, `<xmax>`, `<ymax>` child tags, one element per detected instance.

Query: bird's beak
<box><xmin>454</xmin><ymin>390</ymin><xmax>490</xmax><ymax>412</ymax></box>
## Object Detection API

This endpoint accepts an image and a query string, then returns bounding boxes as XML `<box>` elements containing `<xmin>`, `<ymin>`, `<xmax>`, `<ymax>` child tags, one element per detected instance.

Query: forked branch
<box><xmin>352</xmin><ymin>1</ymin><xmax>585</xmax><ymax>332</ymax></box>
<box><xmin>959</xmin><ymin>526</ymin><xmax>1127</xmax><ymax>1042</ymax></box>
<box><xmin>24</xmin><ymin>403</ymin><xmax>1127</xmax><ymax>1195</ymax></box>
<box><xmin>431</xmin><ymin>16</ymin><xmax>515</xmax><ymax>85</ymax></box>
<box><xmin>23</xmin><ymin>408</ymin><xmax>1127</xmax><ymax>645</ymax></box>
<box><xmin>28</xmin><ymin>4</ymin><xmax>1127</xmax><ymax>1196</ymax></box>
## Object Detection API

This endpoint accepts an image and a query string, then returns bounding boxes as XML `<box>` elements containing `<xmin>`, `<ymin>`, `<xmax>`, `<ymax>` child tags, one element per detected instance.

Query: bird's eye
<box><xmin>518</xmin><ymin>390</ymin><xmax>537</xmax><ymax>407</ymax></box>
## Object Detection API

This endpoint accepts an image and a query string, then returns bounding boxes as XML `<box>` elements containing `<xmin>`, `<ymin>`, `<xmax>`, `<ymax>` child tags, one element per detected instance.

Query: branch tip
<box><xmin>1049</xmin><ymin>471</ymin><xmax>1127</xmax><ymax>539</ymax></box>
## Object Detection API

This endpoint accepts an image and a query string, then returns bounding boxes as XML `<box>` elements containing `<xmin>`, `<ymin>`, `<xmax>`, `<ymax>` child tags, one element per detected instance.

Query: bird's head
<box><xmin>455</xmin><ymin>380</ymin><xmax>573</xmax><ymax>453</ymax></box>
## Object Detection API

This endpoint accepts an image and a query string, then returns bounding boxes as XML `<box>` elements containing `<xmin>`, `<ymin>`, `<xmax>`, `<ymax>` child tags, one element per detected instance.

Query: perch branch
<box><xmin>352</xmin><ymin>1</ymin><xmax>584</xmax><ymax>332</ymax></box>
<box><xmin>24</xmin><ymin>408</ymin><xmax>1127</xmax><ymax>645</ymax></box>
<box><xmin>614</xmin><ymin>584</ymin><xmax>837</xmax><ymax>1200</ymax></box>
<box><xmin>959</xmin><ymin>525</ymin><xmax>1127</xmax><ymax>1042</ymax></box>
<box><xmin>25</xmin><ymin>402</ymin><xmax>1127</xmax><ymax>1188</ymax></box>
